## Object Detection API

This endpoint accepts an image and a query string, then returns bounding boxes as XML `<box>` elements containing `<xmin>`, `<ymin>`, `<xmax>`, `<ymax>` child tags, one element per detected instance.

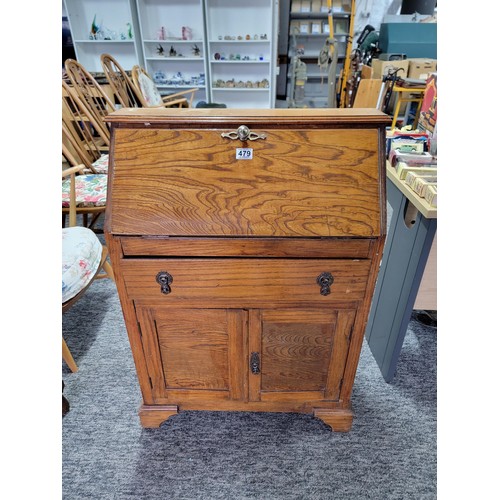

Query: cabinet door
<box><xmin>136</xmin><ymin>306</ymin><xmax>247</xmax><ymax>404</ymax></box>
<box><xmin>248</xmin><ymin>309</ymin><xmax>356</xmax><ymax>403</ymax></box>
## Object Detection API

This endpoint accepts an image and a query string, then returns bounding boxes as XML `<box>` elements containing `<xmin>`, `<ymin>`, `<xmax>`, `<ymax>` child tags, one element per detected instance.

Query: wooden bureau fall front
<box><xmin>104</xmin><ymin>108</ymin><xmax>390</xmax><ymax>431</ymax></box>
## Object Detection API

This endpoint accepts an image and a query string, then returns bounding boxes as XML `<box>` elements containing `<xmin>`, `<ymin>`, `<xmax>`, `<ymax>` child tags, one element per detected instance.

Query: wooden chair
<box><xmin>62</xmin><ymin>201</ymin><xmax>114</xmax><ymax>372</ymax></box>
<box><xmin>62</xmin><ymin>155</ymin><xmax>114</xmax><ymax>372</ymax></box>
<box><xmin>100</xmin><ymin>53</ymin><xmax>142</xmax><ymax>108</ymax></box>
<box><xmin>62</xmin><ymin>79</ymin><xmax>110</xmax><ymax>230</ymax></box>
<box><xmin>64</xmin><ymin>59</ymin><xmax>116</xmax><ymax>143</ymax></box>
<box><xmin>62</xmin><ymin>80</ymin><xmax>110</xmax><ymax>165</ymax></box>
<box><xmin>131</xmin><ymin>65</ymin><xmax>198</xmax><ymax>108</ymax></box>
<box><xmin>62</xmin><ymin>131</ymin><xmax>108</xmax><ymax>232</ymax></box>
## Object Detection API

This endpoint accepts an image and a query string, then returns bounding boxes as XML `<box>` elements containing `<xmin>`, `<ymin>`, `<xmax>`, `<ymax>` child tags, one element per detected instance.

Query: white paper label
<box><xmin>236</xmin><ymin>148</ymin><xmax>253</xmax><ymax>160</ymax></box>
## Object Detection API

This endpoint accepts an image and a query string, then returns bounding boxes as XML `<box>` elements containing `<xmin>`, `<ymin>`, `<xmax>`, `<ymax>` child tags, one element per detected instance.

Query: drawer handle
<box><xmin>156</xmin><ymin>271</ymin><xmax>173</xmax><ymax>295</ymax></box>
<box><xmin>221</xmin><ymin>125</ymin><xmax>266</xmax><ymax>142</ymax></box>
<box><xmin>317</xmin><ymin>272</ymin><xmax>334</xmax><ymax>296</ymax></box>
<box><xmin>250</xmin><ymin>352</ymin><xmax>261</xmax><ymax>374</ymax></box>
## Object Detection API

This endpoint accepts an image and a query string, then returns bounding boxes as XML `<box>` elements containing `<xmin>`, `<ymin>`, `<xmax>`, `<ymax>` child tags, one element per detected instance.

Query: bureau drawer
<box><xmin>119</xmin><ymin>258</ymin><xmax>371</xmax><ymax>305</ymax></box>
<box><xmin>119</xmin><ymin>237</ymin><xmax>374</xmax><ymax>259</ymax></box>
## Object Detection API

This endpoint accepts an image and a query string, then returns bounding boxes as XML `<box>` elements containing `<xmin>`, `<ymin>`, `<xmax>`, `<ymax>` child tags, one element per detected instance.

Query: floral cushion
<box><xmin>62</xmin><ymin>227</ymin><xmax>103</xmax><ymax>303</ymax></box>
<box><xmin>62</xmin><ymin>174</ymin><xmax>107</xmax><ymax>207</ymax></box>
<box><xmin>91</xmin><ymin>154</ymin><xmax>109</xmax><ymax>174</ymax></box>
<box><xmin>138</xmin><ymin>72</ymin><xmax>163</xmax><ymax>106</ymax></box>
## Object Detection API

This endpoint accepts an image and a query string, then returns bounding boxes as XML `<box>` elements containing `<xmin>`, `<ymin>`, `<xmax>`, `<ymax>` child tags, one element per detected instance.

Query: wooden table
<box><xmin>364</xmin><ymin>164</ymin><xmax>437</xmax><ymax>382</ymax></box>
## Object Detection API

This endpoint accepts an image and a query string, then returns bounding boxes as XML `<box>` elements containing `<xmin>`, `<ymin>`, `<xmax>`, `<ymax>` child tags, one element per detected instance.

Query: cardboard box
<box><xmin>371</xmin><ymin>59</ymin><xmax>409</xmax><ymax>79</ymax></box>
<box><xmin>310</xmin><ymin>21</ymin><xmax>322</xmax><ymax>35</ymax></box>
<box><xmin>301</xmin><ymin>0</ymin><xmax>311</xmax><ymax>12</ymax></box>
<box><xmin>407</xmin><ymin>58</ymin><xmax>437</xmax><ymax>80</ymax></box>
<box><xmin>311</xmin><ymin>0</ymin><xmax>322</xmax><ymax>12</ymax></box>
<box><xmin>299</xmin><ymin>21</ymin><xmax>310</xmax><ymax>34</ymax></box>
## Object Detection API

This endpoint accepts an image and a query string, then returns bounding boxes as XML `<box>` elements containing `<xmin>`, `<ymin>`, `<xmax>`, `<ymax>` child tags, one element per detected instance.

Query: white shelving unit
<box><xmin>135</xmin><ymin>0</ymin><xmax>208</xmax><ymax>106</ymax></box>
<box><xmin>204</xmin><ymin>0</ymin><xmax>278</xmax><ymax>108</ymax></box>
<box><xmin>64</xmin><ymin>0</ymin><xmax>279</xmax><ymax>108</ymax></box>
<box><xmin>63</xmin><ymin>0</ymin><xmax>143</xmax><ymax>72</ymax></box>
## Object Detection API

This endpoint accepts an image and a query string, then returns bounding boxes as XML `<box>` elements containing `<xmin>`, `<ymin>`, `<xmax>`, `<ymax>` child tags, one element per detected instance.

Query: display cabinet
<box><xmin>204</xmin><ymin>0</ymin><xmax>278</xmax><ymax>108</ymax></box>
<box><xmin>104</xmin><ymin>107</ymin><xmax>390</xmax><ymax>431</ymax></box>
<box><xmin>63</xmin><ymin>0</ymin><xmax>143</xmax><ymax>72</ymax></box>
<box><xmin>135</xmin><ymin>0</ymin><xmax>209</xmax><ymax>106</ymax></box>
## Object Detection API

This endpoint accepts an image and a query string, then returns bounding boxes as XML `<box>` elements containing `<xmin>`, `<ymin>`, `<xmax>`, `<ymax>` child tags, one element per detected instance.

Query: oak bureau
<box><xmin>104</xmin><ymin>108</ymin><xmax>390</xmax><ymax>431</ymax></box>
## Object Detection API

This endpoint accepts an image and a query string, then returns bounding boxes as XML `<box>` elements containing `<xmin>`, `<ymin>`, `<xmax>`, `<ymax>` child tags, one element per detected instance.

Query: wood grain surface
<box><xmin>109</xmin><ymin>128</ymin><xmax>381</xmax><ymax>237</ymax></box>
<box><xmin>120</xmin><ymin>258</ymin><xmax>370</xmax><ymax>304</ymax></box>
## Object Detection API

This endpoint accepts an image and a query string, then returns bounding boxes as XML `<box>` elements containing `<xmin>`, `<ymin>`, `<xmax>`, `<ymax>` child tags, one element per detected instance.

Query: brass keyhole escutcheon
<box><xmin>221</xmin><ymin>125</ymin><xmax>267</xmax><ymax>141</ymax></box>
<box><xmin>156</xmin><ymin>271</ymin><xmax>173</xmax><ymax>294</ymax></box>
<box><xmin>250</xmin><ymin>352</ymin><xmax>261</xmax><ymax>374</ymax></box>
<box><xmin>317</xmin><ymin>272</ymin><xmax>334</xmax><ymax>296</ymax></box>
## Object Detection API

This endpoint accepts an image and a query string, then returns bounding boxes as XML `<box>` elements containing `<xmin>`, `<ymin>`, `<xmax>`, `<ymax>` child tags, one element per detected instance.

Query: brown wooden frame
<box><xmin>64</xmin><ymin>59</ymin><xmax>116</xmax><ymax>143</ymax></box>
<box><xmin>100</xmin><ymin>53</ymin><xmax>142</xmax><ymax>108</ymax></box>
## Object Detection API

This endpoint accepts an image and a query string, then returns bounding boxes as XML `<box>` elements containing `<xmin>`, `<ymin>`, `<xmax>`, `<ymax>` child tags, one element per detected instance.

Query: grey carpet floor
<box><xmin>62</xmin><ymin>277</ymin><xmax>436</xmax><ymax>500</ymax></box>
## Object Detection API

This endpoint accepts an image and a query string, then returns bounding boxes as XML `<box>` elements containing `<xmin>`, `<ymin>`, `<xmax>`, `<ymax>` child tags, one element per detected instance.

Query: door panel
<box><xmin>136</xmin><ymin>307</ymin><xmax>247</xmax><ymax>402</ymax></box>
<box><xmin>249</xmin><ymin>309</ymin><xmax>356</xmax><ymax>402</ymax></box>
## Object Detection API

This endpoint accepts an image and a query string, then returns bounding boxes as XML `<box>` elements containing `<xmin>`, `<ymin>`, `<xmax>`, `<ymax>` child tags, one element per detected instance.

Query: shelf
<box><xmin>158</xmin><ymin>85</ymin><xmax>206</xmax><ymax>89</ymax></box>
<box><xmin>144</xmin><ymin>39</ymin><xmax>204</xmax><ymax>44</ymax></box>
<box><xmin>212</xmin><ymin>88</ymin><xmax>270</xmax><ymax>91</ymax></box>
<box><xmin>290</xmin><ymin>12</ymin><xmax>350</xmax><ymax>19</ymax></box>
<box><xmin>73</xmin><ymin>39</ymin><xmax>135</xmax><ymax>43</ymax></box>
<box><xmin>209</xmin><ymin>39</ymin><xmax>270</xmax><ymax>43</ymax></box>
<box><xmin>211</xmin><ymin>60</ymin><xmax>269</xmax><ymax>64</ymax></box>
<box><xmin>290</xmin><ymin>33</ymin><xmax>348</xmax><ymax>38</ymax></box>
<box><xmin>290</xmin><ymin>52</ymin><xmax>346</xmax><ymax>59</ymax></box>
<box><xmin>147</xmin><ymin>57</ymin><xmax>205</xmax><ymax>61</ymax></box>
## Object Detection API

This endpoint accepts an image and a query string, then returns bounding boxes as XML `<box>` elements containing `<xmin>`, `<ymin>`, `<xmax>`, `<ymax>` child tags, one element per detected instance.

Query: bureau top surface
<box><xmin>106</xmin><ymin>107</ymin><xmax>391</xmax><ymax>127</ymax></box>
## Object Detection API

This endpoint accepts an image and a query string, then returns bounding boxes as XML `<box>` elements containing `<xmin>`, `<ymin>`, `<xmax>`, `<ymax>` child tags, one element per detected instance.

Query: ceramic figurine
<box><xmin>246</xmin><ymin>34</ymin><xmax>251</xmax><ymax>40</ymax></box>
<box><xmin>169</xmin><ymin>45</ymin><xmax>177</xmax><ymax>57</ymax></box>
<box><xmin>157</xmin><ymin>26</ymin><xmax>166</xmax><ymax>40</ymax></box>
<box><xmin>182</xmin><ymin>26</ymin><xmax>193</xmax><ymax>40</ymax></box>
<box><xmin>157</xmin><ymin>44</ymin><xmax>165</xmax><ymax>56</ymax></box>
<box><xmin>192</xmin><ymin>44</ymin><xmax>201</xmax><ymax>57</ymax></box>
<box><xmin>153</xmin><ymin>71</ymin><xmax>166</xmax><ymax>84</ymax></box>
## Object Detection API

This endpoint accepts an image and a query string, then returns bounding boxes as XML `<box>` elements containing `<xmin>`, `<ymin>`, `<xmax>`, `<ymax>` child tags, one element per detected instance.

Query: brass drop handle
<box><xmin>156</xmin><ymin>271</ymin><xmax>173</xmax><ymax>295</ymax></box>
<box><xmin>317</xmin><ymin>272</ymin><xmax>334</xmax><ymax>296</ymax></box>
<box><xmin>221</xmin><ymin>125</ymin><xmax>267</xmax><ymax>141</ymax></box>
